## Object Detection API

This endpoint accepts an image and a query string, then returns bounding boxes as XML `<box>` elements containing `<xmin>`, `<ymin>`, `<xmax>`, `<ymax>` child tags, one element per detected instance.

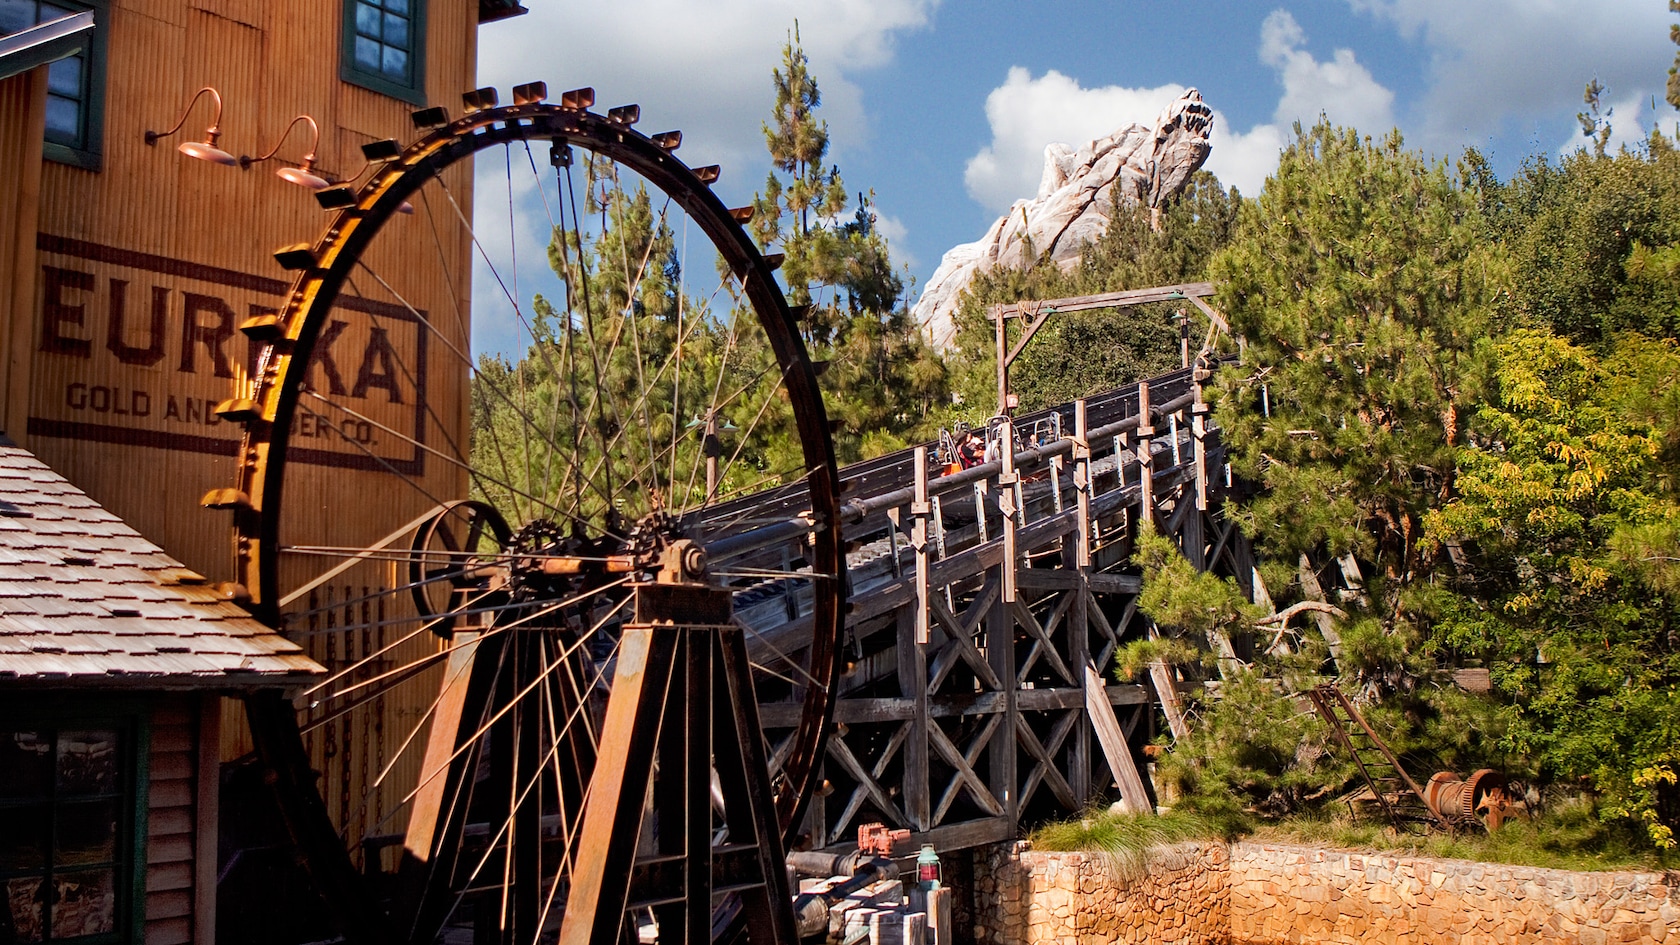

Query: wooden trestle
<box><xmin>706</xmin><ymin>363</ymin><xmax>1256</xmax><ymax>856</ymax></box>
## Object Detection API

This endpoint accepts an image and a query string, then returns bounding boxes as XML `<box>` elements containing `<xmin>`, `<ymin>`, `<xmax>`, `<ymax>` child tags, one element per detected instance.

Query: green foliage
<box><xmin>1577</xmin><ymin>79</ymin><xmax>1613</xmax><ymax>159</ymax></box>
<box><xmin>1133</xmin><ymin>531</ymin><xmax>1266</xmax><ymax>641</ymax></box>
<box><xmin>749</xmin><ymin>29</ymin><xmax>947</xmax><ymax>460</ymax></box>
<box><xmin>1116</xmin><ymin>529</ymin><xmax>1263</xmax><ymax>681</ymax></box>
<box><xmin>1259</xmin><ymin>794</ymin><xmax>1675</xmax><ymax>872</ymax></box>
<box><xmin>944</xmin><ymin>171</ymin><xmax>1239</xmax><ymax>412</ymax></box>
<box><xmin>1206</xmin><ymin>120</ymin><xmax>1500</xmax><ymax>700</ymax></box>
<box><xmin>1154</xmin><ymin>667</ymin><xmax>1344</xmax><ymax>831</ymax></box>
<box><xmin>1029</xmin><ymin>808</ymin><xmax>1225</xmax><ymax>878</ymax></box>
<box><xmin>1211</xmin><ymin>120</ymin><xmax>1499</xmax><ymax>577</ymax></box>
<box><xmin>1479</xmin><ymin>132</ymin><xmax>1680</xmax><ymax>342</ymax></box>
<box><xmin>1424</xmin><ymin>330</ymin><xmax>1680</xmax><ymax>847</ymax></box>
<box><xmin>1668</xmin><ymin>1</ymin><xmax>1680</xmax><ymax>112</ymax></box>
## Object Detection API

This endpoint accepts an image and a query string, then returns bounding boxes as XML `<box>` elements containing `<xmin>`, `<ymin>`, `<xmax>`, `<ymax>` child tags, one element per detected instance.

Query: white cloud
<box><xmin>1203</xmin><ymin>122</ymin><xmax>1289</xmax><ymax>197</ymax></box>
<box><xmin>1260</xmin><ymin>9</ymin><xmax>1394</xmax><ymax>132</ymax></box>
<box><xmin>1346</xmin><ymin>0</ymin><xmax>1671</xmax><ymax>157</ymax></box>
<box><xmin>962</xmin><ymin>69</ymin><xmax>1184</xmax><ymax>213</ymax></box>
<box><xmin>476</xmin><ymin>0</ymin><xmax>938</xmax><ymax>190</ymax></box>
<box><xmin>1554</xmin><ymin>90</ymin><xmax>1657</xmax><ymax>161</ymax></box>
<box><xmin>960</xmin><ymin>11</ymin><xmax>1393</xmax><ymax>210</ymax></box>
<box><xmin>469</xmin><ymin>1</ymin><xmax>937</xmax><ymax>353</ymax></box>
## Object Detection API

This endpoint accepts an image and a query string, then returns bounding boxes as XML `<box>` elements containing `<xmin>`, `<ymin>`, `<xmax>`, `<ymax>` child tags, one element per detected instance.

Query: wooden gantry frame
<box><xmin>728</xmin><ymin>288</ymin><xmax>1252</xmax><ymax>853</ymax></box>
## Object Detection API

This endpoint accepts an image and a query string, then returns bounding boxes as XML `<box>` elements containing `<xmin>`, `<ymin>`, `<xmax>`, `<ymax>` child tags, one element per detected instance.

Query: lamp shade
<box><xmin>276</xmin><ymin>165</ymin><xmax>331</xmax><ymax>190</ymax></box>
<box><xmin>177</xmin><ymin>139</ymin><xmax>238</xmax><ymax>166</ymax></box>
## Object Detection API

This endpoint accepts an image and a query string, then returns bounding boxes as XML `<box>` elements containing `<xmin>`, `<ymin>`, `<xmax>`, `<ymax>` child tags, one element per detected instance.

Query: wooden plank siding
<box><xmin>1</xmin><ymin>67</ymin><xmax>45</xmax><ymax>437</ymax></box>
<box><xmin>147</xmin><ymin>694</ymin><xmax>199</xmax><ymax>945</ymax></box>
<box><xmin>2</xmin><ymin>2</ymin><xmax>484</xmax><ymax>856</ymax></box>
<box><xmin>22</xmin><ymin>0</ymin><xmax>480</xmax><ymax>593</ymax></box>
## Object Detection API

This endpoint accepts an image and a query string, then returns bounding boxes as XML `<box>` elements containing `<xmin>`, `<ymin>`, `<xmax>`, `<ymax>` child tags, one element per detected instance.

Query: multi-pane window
<box><xmin>0</xmin><ymin>0</ymin><xmax>106</xmax><ymax>168</ymax></box>
<box><xmin>341</xmin><ymin>0</ymin><xmax>425</xmax><ymax>105</ymax></box>
<box><xmin>0</xmin><ymin>727</ymin><xmax>132</xmax><ymax>943</ymax></box>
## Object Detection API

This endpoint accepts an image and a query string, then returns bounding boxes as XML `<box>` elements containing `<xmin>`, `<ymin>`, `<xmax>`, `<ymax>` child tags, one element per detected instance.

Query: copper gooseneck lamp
<box><xmin>144</xmin><ymin>87</ymin><xmax>238</xmax><ymax>166</ymax></box>
<box><xmin>239</xmin><ymin>114</ymin><xmax>330</xmax><ymax>190</ymax></box>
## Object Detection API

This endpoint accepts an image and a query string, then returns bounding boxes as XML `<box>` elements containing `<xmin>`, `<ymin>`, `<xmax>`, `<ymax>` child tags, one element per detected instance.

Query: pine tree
<box><xmin>750</xmin><ymin>28</ymin><xmax>947</xmax><ymax>461</ymax></box>
<box><xmin>945</xmin><ymin>170</ymin><xmax>1241</xmax><ymax>412</ymax></box>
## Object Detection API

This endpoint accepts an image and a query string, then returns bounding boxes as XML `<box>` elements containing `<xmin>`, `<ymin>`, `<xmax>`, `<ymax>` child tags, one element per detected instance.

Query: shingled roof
<box><xmin>0</xmin><ymin>436</ymin><xmax>322</xmax><ymax>687</ymax></box>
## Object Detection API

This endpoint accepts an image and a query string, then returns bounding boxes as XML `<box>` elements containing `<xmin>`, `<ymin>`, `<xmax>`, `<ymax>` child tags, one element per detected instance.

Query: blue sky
<box><xmin>474</xmin><ymin>0</ymin><xmax>1674</xmax><ymax>325</ymax></box>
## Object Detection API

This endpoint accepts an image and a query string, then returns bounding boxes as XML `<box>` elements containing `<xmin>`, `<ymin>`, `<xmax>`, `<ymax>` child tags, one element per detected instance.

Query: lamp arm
<box><xmin>145</xmin><ymin>87</ymin><xmax>224</xmax><ymax>144</ymax></box>
<box><xmin>240</xmin><ymin>115</ymin><xmax>321</xmax><ymax>169</ymax></box>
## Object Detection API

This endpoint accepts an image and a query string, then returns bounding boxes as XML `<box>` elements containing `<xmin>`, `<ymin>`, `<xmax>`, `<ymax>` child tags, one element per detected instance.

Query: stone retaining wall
<box><xmin>969</xmin><ymin>841</ymin><xmax>1230</xmax><ymax>945</ymax></box>
<box><xmin>967</xmin><ymin>840</ymin><xmax>1679</xmax><ymax>945</ymax></box>
<box><xmin>1230</xmin><ymin>843</ymin><xmax>1679</xmax><ymax>945</ymax></box>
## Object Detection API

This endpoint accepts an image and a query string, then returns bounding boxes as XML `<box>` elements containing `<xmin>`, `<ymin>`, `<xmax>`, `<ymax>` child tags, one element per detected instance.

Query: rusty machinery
<box><xmin>214</xmin><ymin>85</ymin><xmax>845</xmax><ymax>944</ymax></box>
<box><xmin>1310</xmin><ymin>685</ymin><xmax>1514</xmax><ymax>833</ymax></box>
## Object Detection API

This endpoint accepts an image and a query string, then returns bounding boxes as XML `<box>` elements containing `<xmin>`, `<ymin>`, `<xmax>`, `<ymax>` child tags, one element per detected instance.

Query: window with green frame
<box><xmin>0</xmin><ymin>711</ymin><xmax>146</xmax><ymax>944</ymax></box>
<box><xmin>341</xmin><ymin>0</ymin><xmax>426</xmax><ymax>105</ymax></box>
<box><xmin>0</xmin><ymin>0</ymin><xmax>109</xmax><ymax>170</ymax></box>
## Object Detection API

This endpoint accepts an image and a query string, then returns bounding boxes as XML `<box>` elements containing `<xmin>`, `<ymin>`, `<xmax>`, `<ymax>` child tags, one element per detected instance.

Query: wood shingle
<box><xmin>0</xmin><ymin>437</ymin><xmax>323</xmax><ymax>686</ymax></box>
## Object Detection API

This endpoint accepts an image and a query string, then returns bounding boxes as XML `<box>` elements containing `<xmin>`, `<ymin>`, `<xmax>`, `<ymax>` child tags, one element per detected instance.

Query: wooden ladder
<box><xmin>1305</xmin><ymin>684</ymin><xmax>1446</xmax><ymax>831</ymax></box>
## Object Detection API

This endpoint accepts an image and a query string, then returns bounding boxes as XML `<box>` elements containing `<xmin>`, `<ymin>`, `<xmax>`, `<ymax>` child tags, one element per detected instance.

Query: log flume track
<box><xmin>695</xmin><ymin>363</ymin><xmax>1252</xmax><ymax>853</ymax></box>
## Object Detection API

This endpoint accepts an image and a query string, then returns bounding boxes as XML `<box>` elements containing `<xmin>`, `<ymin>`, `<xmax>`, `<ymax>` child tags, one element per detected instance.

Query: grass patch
<box><xmin>1029</xmin><ymin>808</ymin><xmax>1224</xmax><ymax>880</ymax></box>
<box><xmin>1251</xmin><ymin>796</ymin><xmax>1677</xmax><ymax>873</ymax></box>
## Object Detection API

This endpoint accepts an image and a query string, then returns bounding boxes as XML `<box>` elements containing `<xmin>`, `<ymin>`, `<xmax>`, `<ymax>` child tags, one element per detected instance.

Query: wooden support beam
<box><xmin>1011</xmin><ymin>596</ymin><xmax>1077</xmax><ymax>687</ymax></box>
<box><xmin>1148</xmin><ymin>660</ymin><xmax>1191</xmax><ymax>742</ymax></box>
<box><xmin>990</xmin><ymin>282</ymin><xmax>1216</xmax><ymax>322</ymax></box>
<box><xmin>827</xmin><ymin>725</ymin><xmax>912</xmax><ymax>833</ymax></box>
<box><xmin>1085</xmin><ymin>661</ymin><xmax>1151</xmax><ymax>814</ymax></box>
<box><xmin>931</xmin><ymin>715</ymin><xmax>1005</xmax><ymax>821</ymax></box>
<box><xmin>1297</xmin><ymin>553</ymin><xmax>1343</xmax><ymax>663</ymax></box>
<box><xmin>999</xmin><ymin>417</ymin><xmax>1020</xmax><ymax>604</ymax></box>
<box><xmin>913</xmin><ymin>446</ymin><xmax>932</xmax><ymax>645</ymax></box>
<box><xmin>897</xmin><ymin>602</ymin><xmax>931</xmax><ymax>832</ymax></box>
<box><xmin>1015</xmin><ymin>568</ymin><xmax>1141</xmax><ymax>594</ymax></box>
<box><xmin>1068</xmin><ymin>566</ymin><xmax>1093</xmax><ymax>802</ymax></box>
<box><xmin>1136</xmin><ymin>381</ymin><xmax>1155</xmax><ymax>527</ymax></box>
<box><xmin>1192</xmin><ymin>378</ymin><xmax>1210</xmax><ymax>514</ymax></box>
<box><xmin>1074</xmin><ymin>400</ymin><xmax>1093</xmax><ymax>569</ymax></box>
<box><xmin>1015</xmin><ymin>711</ymin><xmax>1080</xmax><ymax>811</ymax></box>
<box><xmin>986</xmin><ymin>567</ymin><xmax>1018</xmax><ymax>826</ymax></box>
<box><xmin>929</xmin><ymin>583</ymin><xmax>1004</xmax><ymax>692</ymax></box>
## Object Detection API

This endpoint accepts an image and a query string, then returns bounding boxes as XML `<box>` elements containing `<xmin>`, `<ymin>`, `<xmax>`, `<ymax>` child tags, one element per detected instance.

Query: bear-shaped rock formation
<box><xmin>913</xmin><ymin>88</ymin><xmax>1214</xmax><ymax>348</ymax></box>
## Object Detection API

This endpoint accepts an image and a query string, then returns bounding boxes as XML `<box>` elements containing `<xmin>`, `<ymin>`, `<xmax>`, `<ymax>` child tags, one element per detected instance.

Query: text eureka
<box><xmin>33</xmin><ymin>260</ymin><xmax>424</xmax><ymax>456</ymax></box>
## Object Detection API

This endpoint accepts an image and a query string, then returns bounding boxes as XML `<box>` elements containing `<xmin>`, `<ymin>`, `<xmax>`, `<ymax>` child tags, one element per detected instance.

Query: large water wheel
<box><xmin>209</xmin><ymin>85</ymin><xmax>844</xmax><ymax>944</ymax></box>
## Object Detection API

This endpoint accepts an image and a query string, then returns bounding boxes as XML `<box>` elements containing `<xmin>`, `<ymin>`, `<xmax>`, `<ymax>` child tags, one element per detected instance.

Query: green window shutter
<box><xmin>340</xmin><ymin>0</ymin><xmax>428</xmax><ymax>106</ymax></box>
<box><xmin>0</xmin><ymin>0</ymin><xmax>109</xmax><ymax>171</ymax></box>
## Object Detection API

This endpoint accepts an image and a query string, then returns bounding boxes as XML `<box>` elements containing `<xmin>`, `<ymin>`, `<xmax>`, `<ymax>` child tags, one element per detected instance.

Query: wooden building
<box><xmin>0</xmin><ymin>434</ymin><xmax>321</xmax><ymax>945</ymax></box>
<box><xmin>0</xmin><ymin>4</ymin><xmax>524</xmax><ymax>943</ymax></box>
<box><xmin>0</xmin><ymin>0</ymin><xmax>524</xmax><ymax>583</ymax></box>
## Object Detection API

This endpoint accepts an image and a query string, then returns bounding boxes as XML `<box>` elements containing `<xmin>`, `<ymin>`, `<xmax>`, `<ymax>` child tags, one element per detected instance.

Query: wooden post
<box><xmin>986</xmin><ymin>567</ymin><xmax>1018</xmax><ymax>827</ymax></box>
<box><xmin>1132</xmin><ymin>383</ymin><xmax>1188</xmax><ymax>739</ymax></box>
<box><xmin>897</xmin><ymin>605</ymin><xmax>930</xmax><ymax>831</ymax></box>
<box><xmin>1085</xmin><ymin>661</ymin><xmax>1151</xmax><ymax>813</ymax></box>
<box><xmin>1069</xmin><ymin>580</ymin><xmax>1092</xmax><ymax>802</ymax></box>
<box><xmin>1297</xmin><ymin>554</ymin><xmax>1344</xmax><ymax>664</ymax></box>
<box><xmin>993</xmin><ymin>304</ymin><xmax>1009</xmax><ymax>416</ymax></box>
<box><xmin>1136</xmin><ymin>381</ymin><xmax>1155</xmax><ymax>527</ymax></box>
<box><xmin>1073</xmin><ymin>400</ymin><xmax>1092</xmax><ymax>569</ymax></box>
<box><xmin>1192</xmin><ymin>378</ymin><xmax>1210</xmax><ymax>516</ymax></box>
<box><xmin>912</xmin><ymin>446</ymin><xmax>932</xmax><ymax>645</ymax></box>
<box><xmin>997</xmin><ymin>418</ymin><xmax>1019</xmax><ymax>604</ymax></box>
<box><xmin>1180</xmin><ymin>405</ymin><xmax>1205</xmax><ymax>571</ymax></box>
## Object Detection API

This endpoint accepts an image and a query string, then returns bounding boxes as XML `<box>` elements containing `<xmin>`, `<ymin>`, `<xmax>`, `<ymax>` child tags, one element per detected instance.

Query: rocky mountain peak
<box><xmin>913</xmin><ymin>89</ymin><xmax>1214</xmax><ymax>348</ymax></box>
